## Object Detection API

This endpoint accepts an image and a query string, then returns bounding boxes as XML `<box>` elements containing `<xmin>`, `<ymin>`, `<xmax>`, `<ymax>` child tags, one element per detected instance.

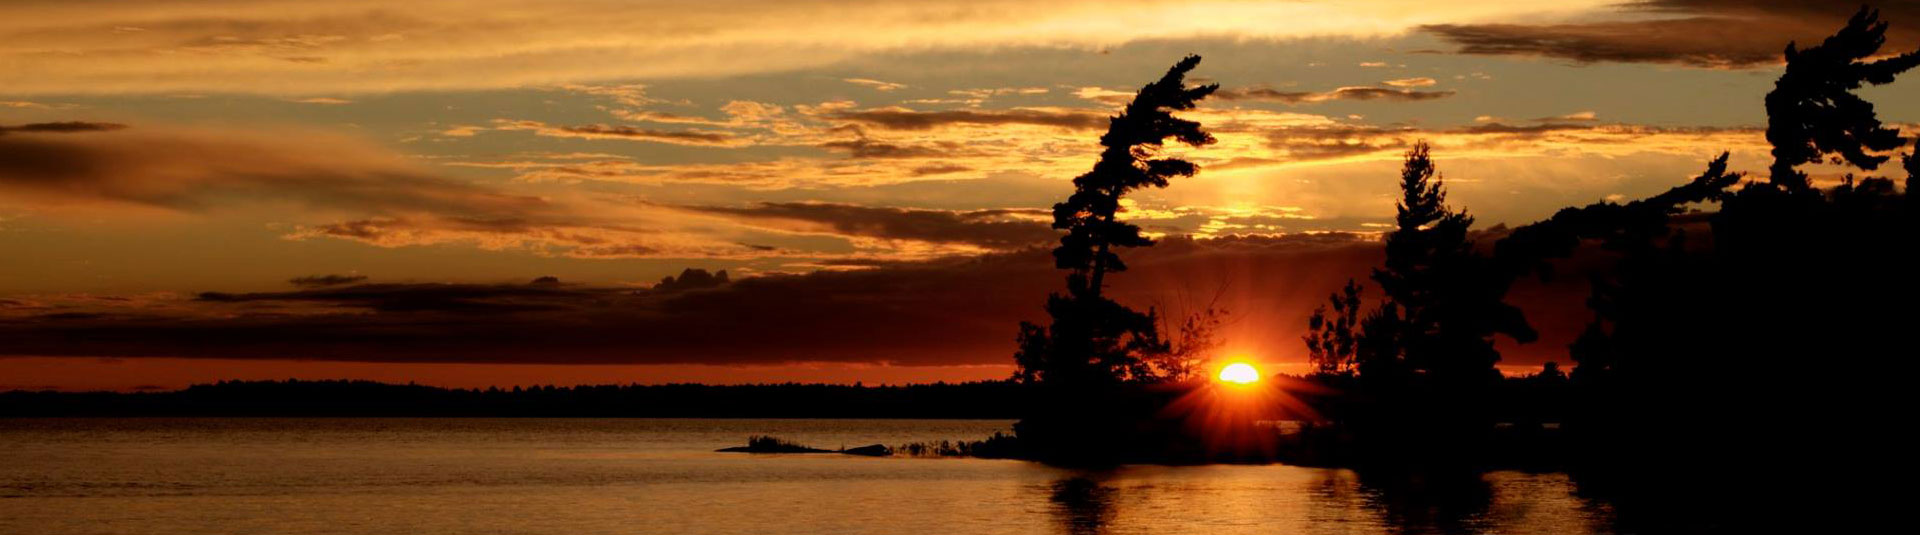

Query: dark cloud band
<box><xmin>682</xmin><ymin>202</ymin><xmax>1056</xmax><ymax>250</ymax></box>
<box><xmin>1421</xmin><ymin>1</ymin><xmax>1920</xmax><ymax>68</ymax></box>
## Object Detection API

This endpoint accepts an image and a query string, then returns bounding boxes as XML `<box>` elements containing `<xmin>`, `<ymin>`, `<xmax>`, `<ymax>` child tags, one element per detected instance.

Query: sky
<box><xmin>4</xmin><ymin>0</ymin><xmax>1919</xmax><ymax>390</ymax></box>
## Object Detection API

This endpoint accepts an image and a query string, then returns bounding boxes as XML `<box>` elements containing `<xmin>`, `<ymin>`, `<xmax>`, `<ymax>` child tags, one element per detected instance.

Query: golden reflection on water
<box><xmin>1036</xmin><ymin>465</ymin><xmax>1607</xmax><ymax>535</ymax></box>
<box><xmin>0</xmin><ymin>418</ymin><xmax>1616</xmax><ymax>535</ymax></box>
<box><xmin>1158</xmin><ymin>374</ymin><xmax>1325</xmax><ymax>459</ymax></box>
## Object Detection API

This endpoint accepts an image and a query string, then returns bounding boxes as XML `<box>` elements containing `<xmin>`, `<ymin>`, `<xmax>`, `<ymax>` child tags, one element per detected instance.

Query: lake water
<box><xmin>1</xmin><ymin>418</ymin><xmax>1618</xmax><ymax>534</ymax></box>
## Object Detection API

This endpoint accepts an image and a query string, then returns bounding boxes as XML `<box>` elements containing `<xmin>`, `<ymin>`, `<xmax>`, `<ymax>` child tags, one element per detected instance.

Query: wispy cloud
<box><xmin>289</xmin><ymin>274</ymin><xmax>368</xmax><ymax>288</ymax></box>
<box><xmin>1535</xmin><ymin>111</ymin><xmax>1598</xmax><ymax>122</ymax></box>
<box><xmin>681</xmin><ymin>202</ymin><xmax>1056</xmax><ymax>251</ymax></box>
<box><xmin>490</xmin><ymin>119</ymin><xmax>748</xmax><ymax>147</ymax></box>
<box><xmin>826</xmin><ymin>107</ymin><xmax>1107</xmax><ymax>130</ymax></box>
<box><xmin>843</xmin><ymin>78</ymin><xmax>908</xmax><ymax>91</ymax></box>
<box><xmin>1420</xmin><ymin>1</ymin><xmax>1919</xmax><ymax>68</ymax></box>
<box><xmin>0</xmin><ymin>123</ymin><xmax>540</xmax><ymax>214</ymax></box>
<box><xmin>0</xmin><ymin>122</ymin><xmax>787</xmax><ymax>260</ymax></box>
<box><xmin>1</xmin><ymin>100</ymin><xmax>76</xmax><ymax>109</ymax></box>
<box><xmin>0</xmin><ymin>121</ymin><xmax>127</xmax><ymax>135</ymax></box>
<box><xmin>1213</xmin><ymin>85</ymin><xmax>1455</xmax><ymax>104</ymax></box>
<box><xmin>0</xmin><ymin>0</ymin><xmax>1616</xmax><ymax>94</ymax></box>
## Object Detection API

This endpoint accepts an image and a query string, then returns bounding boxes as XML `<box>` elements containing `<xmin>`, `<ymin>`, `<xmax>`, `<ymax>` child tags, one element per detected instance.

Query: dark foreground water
<box><xmin>0</xmin><ymin>418</ymin><xmax>1616</xmax><ymax>534</ymax></box>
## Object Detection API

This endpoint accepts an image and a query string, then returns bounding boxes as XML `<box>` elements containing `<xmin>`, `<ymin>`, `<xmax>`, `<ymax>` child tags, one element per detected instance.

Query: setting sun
<box><xmin>1217</xmin><ymin>362</ymin><xmax>1261</xmax><ymax>385</ymax></box>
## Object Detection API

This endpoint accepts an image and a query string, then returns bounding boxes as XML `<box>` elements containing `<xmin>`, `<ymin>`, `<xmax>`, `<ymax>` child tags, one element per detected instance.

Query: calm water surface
<box><xmin>0</xmin><ymin>418</ymin><xmax>1615</xmax><ymax>534</ymax></box>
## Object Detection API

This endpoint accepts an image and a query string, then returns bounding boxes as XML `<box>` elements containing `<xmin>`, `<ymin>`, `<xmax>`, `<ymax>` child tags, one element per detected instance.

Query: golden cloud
<box><xmin>0</xmin><ymin>0</ymin><xmax>1616</xmax><ymax>94</ymax></box>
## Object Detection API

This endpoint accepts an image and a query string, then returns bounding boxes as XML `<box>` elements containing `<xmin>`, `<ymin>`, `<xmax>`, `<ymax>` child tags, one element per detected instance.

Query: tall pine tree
<box><xmin>1367</xmin><ymin>143</ymin><xmax>1534</xmax><ymax>388</ymax></box>
<box><xmin>1014</xmin><ymin>55</ymin><xmax>1218</xmax><ymax>385</ymax></box>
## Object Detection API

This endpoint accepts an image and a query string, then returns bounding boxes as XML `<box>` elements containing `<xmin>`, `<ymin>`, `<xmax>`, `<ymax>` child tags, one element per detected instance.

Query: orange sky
<box><xmin>0</xmin><ymin>356</ymin><xmax>1574</xmax><ymax>392</ymax></box>
<box><xmin>0</xmin><ymin>356</ymin><xmax>1332</xmax><ymax>392</ymax></box>
<box><xmin>3</xmin><ymin>1</ymin><xmax>1915</xmax><ymax>390</ymax></box>
<box><xmin>0</xmin><ymin>357</ymin><xmax>1018</xmax><ymax>391</ymax></box>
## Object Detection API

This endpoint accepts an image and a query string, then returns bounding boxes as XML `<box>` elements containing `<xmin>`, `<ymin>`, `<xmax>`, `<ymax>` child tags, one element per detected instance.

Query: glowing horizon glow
<box><xmin>1217</xmin><ymin>362</ymin><xmax>1261</xmax><ymax>385</ymax></box>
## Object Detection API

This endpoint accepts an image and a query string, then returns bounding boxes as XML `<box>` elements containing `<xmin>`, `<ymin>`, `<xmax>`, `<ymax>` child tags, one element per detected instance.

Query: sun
<box><xmin>1217</xmin><ymin>362</ymin><xmax>1261</xmax><ymax>385</ymax></box>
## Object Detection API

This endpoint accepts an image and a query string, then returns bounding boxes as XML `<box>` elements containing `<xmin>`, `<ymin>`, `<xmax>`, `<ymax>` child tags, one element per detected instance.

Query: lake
<box><xmin>1</xmin><ymin>418</ymin><xmax>1617</xmax><ymax>534</ymax></box>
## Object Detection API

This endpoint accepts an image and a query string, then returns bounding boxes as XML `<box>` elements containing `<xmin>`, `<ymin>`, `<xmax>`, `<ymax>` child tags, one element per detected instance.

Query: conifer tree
<box><xmin>1051</xmin><ymin>55</ymin><xmax>1219</xmax><ymax>299</ymax></box>
<box><xmin>1764</xmin><ymin>7</ymin><xmax>1920</xmax><ymax>191</ymax></box>
<box><xmin>1014</xmin><ymin>56</ymin><xmax>1218</xmax><ymax>385</ymax></box>
<box><xmin>1366</xmin><ymin>143</ymin><xmax>1534</xmax><ymax>387</ymax></box>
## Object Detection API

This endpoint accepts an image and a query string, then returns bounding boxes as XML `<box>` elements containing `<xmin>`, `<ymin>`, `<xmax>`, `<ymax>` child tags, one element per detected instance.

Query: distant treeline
<box><xmin>0</xmin><ymin>375</ymin><xmax>1585</xmax><ymax>419</ymax></box>
<box><xmin>0</xmin><ymin>379</ymin><xmax>1035</xmax><ymax>418</ymax></box>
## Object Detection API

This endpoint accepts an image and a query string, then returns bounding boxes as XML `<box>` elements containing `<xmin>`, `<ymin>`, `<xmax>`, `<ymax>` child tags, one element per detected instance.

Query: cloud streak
<box><xmin>1421</xmin><ymin>1</ymin><xmax>1920</xmax><ymax>68</ymax></box>
<box><xmin>0</xmin><ymin>122</ymin><xmax>790</xmax><ymax>260</ymax></box>
<box><xmin>682</xmin><ymin>202</ymin><xmax>1056</xmax><ymax>250</ymax></box>
<box><xmin>843</xmin><ymin>78</ymin><xmax>907</xmax><ymax>91</ymax></box>
<box><xmin>827</xmin><ymin>107</ymin><xmax>1107</xmax><ymax>131</ymax></box>
<box><xmin>0</xmin><ymin>123</ymin><xmax>545</xmax><ymax>215</ymax></box>
<box><xmin>289</xmin><ymin>274</ymin><xmax>368</xmax><ymax>288</ymax></box>
<box><xmin>0</xmin><ymin>0</ymin><xmax>1615</xmax><ymax>94</ymax></box>
<box><xmin>1213</xmin><ymin>86</ymin><xmax>1456</xmax><ymax>104</ymax></box>
<box><xmin>491</xmin><ymin>120</ymin><xmax>747</xmax><ymax>147</ymax></box>
<box><xmin>0</xmin><ymin>122</ymin><xmax>128</xmax><ymax>135</ymax></box>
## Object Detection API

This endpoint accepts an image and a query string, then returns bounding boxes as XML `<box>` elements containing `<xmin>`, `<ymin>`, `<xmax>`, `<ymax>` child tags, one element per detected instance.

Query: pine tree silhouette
<box><xmin>1015</xmin><ymin>55</ymin><xmax>1218</xmax><ymax>386</ymax></box>
<box><xmin>1366</xmin><ymin>143</ymin><xmax>1534</xmax><ymax>388</ymax></box>
<box><xmin>1051</xmin><ymin>54</ymin><xmax>1218</xmax><ymax>299</ymax></box>
<box><xmin>1764</xmin><ymin>7</ymin><xmax>1920</xmax><ymax>191</ymax></box>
